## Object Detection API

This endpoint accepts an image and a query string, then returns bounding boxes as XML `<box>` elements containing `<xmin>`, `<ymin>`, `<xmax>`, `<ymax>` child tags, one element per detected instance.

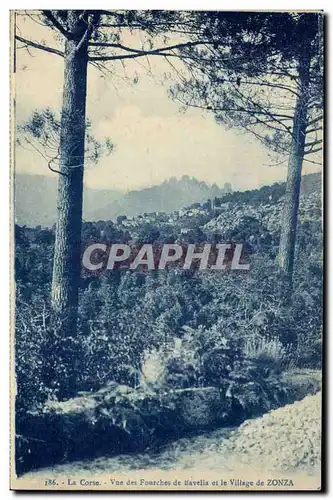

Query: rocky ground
<box><xmin>21</xmin><ymin>391</ymin><xmax>321</xmax><ymax>481</ymax></box>
<box><xmin>180</xmin><ymin>392</ymin><xmax>321</xmax><ymax>474</ymax></box>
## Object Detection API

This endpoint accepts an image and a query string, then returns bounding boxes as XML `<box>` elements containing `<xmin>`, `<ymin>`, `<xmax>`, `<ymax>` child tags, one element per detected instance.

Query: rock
<box><xmin>164</xmin><ymin>387</ymin><xmax>226</xmax><ymax>429</ymax></box>
<box><xmin>280</xmin><ymin>370</ymin><xmax>321</xmax><ymax>401</ymax></box>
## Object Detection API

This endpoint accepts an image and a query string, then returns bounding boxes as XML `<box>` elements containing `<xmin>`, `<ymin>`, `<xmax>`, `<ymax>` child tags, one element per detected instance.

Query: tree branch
<box><xmin>305</xmin><ymin>139</ymin><xmax>322</xmax><ymax>148</ymax></box>
<box><xmin>231</xmin><ymin>84</ymin><xmax>293</xmax><ymax>135</ymax></box>
<box><xmin>42</xmin><ymin>10</ymin><xmax>72</xmax><ymax>39</ymax></box>
<box><xmin>172</xmin><ymin>95</ymin><xmax>294</xmax><ymax>120</ymax></box>
<box><xmin>306</xmin><ymin>115</ymin><xmax>323</xmax><ymax>127</ymax></box>
<box><xmin>304</xmin><ymin>146</ymin><xmax>322</xmax><ymax>155</ymax></box>
<box><xmin>303</xmin><ymin>157</ymin><xmax>322</xmax><ymax>165</ymax></box>
<box><xmin>15</xmin><ymin>35</ymin><xmax>64</xmax><ymax>57</ymax></box>
<box><xmin>246</xmin><ymin>117</ymin><xmax>291</xmax><ymax>136</ymax></box>
<box><xmin>306</xmin><ymin>125</ymin><xmax>323</xmax><ymax>134</ymax></box>
<box><xmin>76</xmin><ymin>12</ymin><xmax>101</xmax><ymax>53</ymax></box>
<box><xmin>88</xmin><ymin>40</ymin><xmax>212</xmax><ymax>61</ymax></box>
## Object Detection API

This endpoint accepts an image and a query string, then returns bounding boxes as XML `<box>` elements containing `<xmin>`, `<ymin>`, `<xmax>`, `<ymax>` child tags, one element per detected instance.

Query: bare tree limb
<box><xmin>305</xmin><ymin>139</ymin><xmax>322</xmax><ymax>148</ymax></box>
<box><xmin>88</xmin><ymin>40</ymin><xmax>213</xmax><ymax>61</ymax></box>
<box><xmin>306</xmin><ymin>125</ymin><xmax>323</xmax><ymax>134</ymax></box>
<box><xmin>303</xmin><ymin>157</ymin><xmax>322</xmax><ymax>165</ymax></box>
<box><xmin>306</xmin><ymin>114</ymin><xmax>323</xmax><ymax>127</ymax></box>
<box><xmin>304</xmin><ymin>145</ymin><xmax>322</xmax><ymax>155</ymax></box>
<box><xmin>15</xmin><ymin>35</ymin><xmax>64</xmax><ymax>57</ymax></box>
<box><xmin>263</xmin><ymin>158</ymin><xmax>288</xmax><ymax>167</ymax></box>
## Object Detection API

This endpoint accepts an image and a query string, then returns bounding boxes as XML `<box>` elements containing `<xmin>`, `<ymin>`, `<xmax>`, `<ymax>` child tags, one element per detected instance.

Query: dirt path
<box><xmin>21</xmin><ymin>392</ymin><xmax>321</xmax><ymax>485</ymax></box>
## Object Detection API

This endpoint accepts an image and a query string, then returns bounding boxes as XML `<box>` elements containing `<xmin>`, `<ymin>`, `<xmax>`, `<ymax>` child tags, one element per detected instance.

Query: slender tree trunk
<box><xmin>277</xmin><ymin>45</ymin><xmax>311</xmax><ymax>299</ymax></box>
<box><xmin>51</xmin><ymin>12</ymin><xmax>88</xmax><ymax>338</ymax></box>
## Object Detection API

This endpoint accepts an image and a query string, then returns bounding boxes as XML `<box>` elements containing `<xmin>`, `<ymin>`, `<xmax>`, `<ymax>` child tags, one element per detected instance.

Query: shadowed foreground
<box><xmin>19</xmin><ymin>392</ymin><xmax>321</xmax><ymax>490</ymax></box>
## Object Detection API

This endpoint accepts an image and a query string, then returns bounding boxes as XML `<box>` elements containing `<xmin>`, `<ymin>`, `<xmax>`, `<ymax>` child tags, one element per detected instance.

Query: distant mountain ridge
<box><xmin>89</xmin><ymin>175</ymin><xmax>230</xmax><ymax>221</ymax></box>
<box><xmin>14</xmin><ymin>172</ymin><xmax>321</xmax><ymax>227</ymax></box>
<box><xmin>14</xmin><ymin>174</ymin><xmax>230</xmax><ymax>227</ymax></box>
<box><xmin>14</xmin><ymin>174</ymin><xmax>123</xmax><ymax>227</ymax></box>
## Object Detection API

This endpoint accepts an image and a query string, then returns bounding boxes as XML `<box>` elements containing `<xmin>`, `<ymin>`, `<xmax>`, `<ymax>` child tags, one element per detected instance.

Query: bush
<box><xmin>243</xmin><ymin>335</ymin><xmax>290</xmax><ymax>375</ymax></box>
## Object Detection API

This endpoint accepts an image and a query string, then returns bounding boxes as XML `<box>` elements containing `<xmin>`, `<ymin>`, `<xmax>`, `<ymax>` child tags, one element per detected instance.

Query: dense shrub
<box><xmin>14</xmin><ymin>181</ymin><xmax>323</xmax><ymax>473</ymax></box>
<box><xmin>15</xmin><ymin>245</ymin><xmax>322</xmax><ymax>413</ymax></box>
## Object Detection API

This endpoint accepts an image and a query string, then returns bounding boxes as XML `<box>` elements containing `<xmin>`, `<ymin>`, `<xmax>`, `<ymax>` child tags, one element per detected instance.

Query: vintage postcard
<box><xmin>10</xmin><ymin>9</ymin><xmax>323</xmax><ymax>491</ymax></box>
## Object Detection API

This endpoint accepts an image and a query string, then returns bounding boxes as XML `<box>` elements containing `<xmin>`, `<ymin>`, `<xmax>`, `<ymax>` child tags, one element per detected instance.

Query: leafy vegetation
<box><xmin>15</xmin><ymin>177</ymin><xmax>322</xmax><ymax>473</ymax></box>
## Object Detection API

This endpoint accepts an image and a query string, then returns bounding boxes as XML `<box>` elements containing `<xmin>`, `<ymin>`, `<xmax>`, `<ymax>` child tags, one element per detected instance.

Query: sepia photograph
<box><xmin>10</xmin><ymin>8</ymin><xmax>324</xmax><ymax>491</ymax></box>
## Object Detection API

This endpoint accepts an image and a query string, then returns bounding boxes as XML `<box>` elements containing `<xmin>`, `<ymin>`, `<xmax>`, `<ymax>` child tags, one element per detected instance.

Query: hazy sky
<box><xmin>14</xmin><ymin>14</ymin><xmax>321</xmax><ymax>193</ymax></box>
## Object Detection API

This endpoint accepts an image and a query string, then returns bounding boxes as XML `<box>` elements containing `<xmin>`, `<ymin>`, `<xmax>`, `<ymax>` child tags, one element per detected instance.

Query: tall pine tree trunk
<box><xmin>277</xmin><ymin>44</ymin><xmax>311</xmax><ymax>299</ymax></box>
<box><xmin>51</xmin><ymin>12</ymin><xmax>88</xmax><ymax>340</ymax></box>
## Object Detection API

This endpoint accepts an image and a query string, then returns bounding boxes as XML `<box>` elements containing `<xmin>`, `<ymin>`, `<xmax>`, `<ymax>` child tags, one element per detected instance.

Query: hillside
<box><xmin>211</xmin><ymin>172</ymin><xmax>321</xmax><ymax>207</ymax></box>
<box><xmin>204</xmin><ymin>172</ymin><xmax>322</xmax><ymax>235</ymax></box>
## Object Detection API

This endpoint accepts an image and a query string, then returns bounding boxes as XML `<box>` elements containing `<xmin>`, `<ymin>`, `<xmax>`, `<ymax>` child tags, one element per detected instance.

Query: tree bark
<box><xmin>277</xmin><ymin>44</ymin><xmax>311</xmax><ymax>298</ymax></box>
<box><xmin>51</xmin><ymin>12</ymin><xmax>88</xmax><ymax>337</ymax></box>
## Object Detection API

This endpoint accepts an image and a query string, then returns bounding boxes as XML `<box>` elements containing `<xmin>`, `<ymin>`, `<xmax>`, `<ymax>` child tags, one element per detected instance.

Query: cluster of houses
<box><xmin>116</xmin><ymin>197</ymin><xmax>232</xmax><ymax>230</ymax></box>
<box><xmin>21</xmin><ymin>196</ymin><xmax>233</xmax><ymax>239</ymax></box>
